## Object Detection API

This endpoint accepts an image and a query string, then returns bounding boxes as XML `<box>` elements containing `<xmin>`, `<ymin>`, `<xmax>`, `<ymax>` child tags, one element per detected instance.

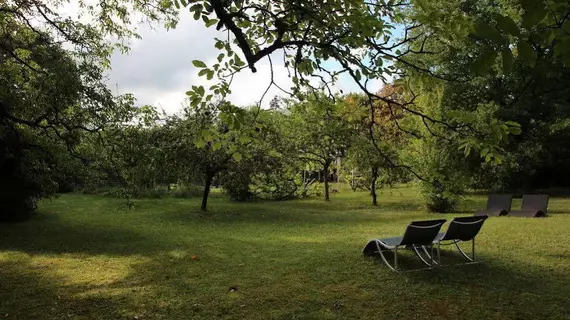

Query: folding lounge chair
<box><xmin>430</xmin><ymin>216</ymin><xmax>488</xmax><ymax>264</ymax></box>
<box><xmin>508</xmin><ymin>194</ymin><xmax>548</xmax><ymax>217</ymax></box>
<box><xmin>362</xmin><ymin>219</ymin><xmax>446</xmax><ymax>272</ymax></box>
<box><xmin>474</xmin><ymin>194</ymin><xmax>512</xmax><ymax>216</ymax></box>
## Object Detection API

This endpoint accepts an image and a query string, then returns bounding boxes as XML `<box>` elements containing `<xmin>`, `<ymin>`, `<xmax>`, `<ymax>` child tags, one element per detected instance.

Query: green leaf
<box><xmin>522</xmin><ymin>3</ymin><xmax>547</xmax><ymax>28</ymax></box>
<box><xmin>234</xmin><ymin>57</ymin><xmax>246</xmax><ymax>67</ymax></box>
<box><xmin>554</xmin><ymin>39</ymin><xmax>570</xmax><ymax>66</ymax></box>
<box><xmin>198</xmin><ymin>69</ymin><xmax>208</xmax><ymax>77</ymax></box>
<box><xmin>238</xmin><ymin>136</ymin><xmax>251</xmax><ymax>144</ymax></box>
<box><xmin>501</xmin><ymin>48</ymin><xmax>513</xmax><ymax>73</ymax></box>
<box><xmin>239</xmin><ymin>19</ymin><xmax>252</xmax><ymax>28</ymax></box>
<box><xmin>509</xmin><ymin>126</ymin><xmax>522</xmax><ymax>135</ymax></box>
<box><xmin>195</xmin><ymin>138</ymin><xmax>206</xmax><ymax>148</ymax></box>
<box><xmin>206</xmin><ymin>70</ymin><xmax>214</xmax><ymax>80</ymax></box>
<box><xmin>205</xmin><ymin>19</ymin><xmax>218</xmax><ymax>28</ymax></box>
<box><xmin>189</xmin><ymin>3</ymin><xmax>202</xmax><ymax>12</ymax></box>
<box><xmin>196</xmin><ymin>86</ymin><xmax>205</xmax><ymax>96</ymax></box>
<box><xmin>494</xmin><ymin>14</ymin><xmax>520</xmax><ymax>36</ymax></box>
<box><xmin>190</xmin><ymin>98</ymin><xmax>200</xmax><ymax>107</ymax></box>
<box><xmin>354</xmin><ymin>69</ymin><xmax>361</xmax><ymax>81</ymax></box>
<box><xmin>232</xmin><ymin>152</ymin><xmax>242</xmax><ymax>162</ymax></box>
<box><xmin>192</xmin><ymin>60</ymin><xmax>207</xmax><ymax>68</ymax></box>
<box><xmin>471</xmin><ymin>49</ymin><xmax>497</xmax><ymax>76</ymax></box>
<box><xmin>173</xmin><ymin>0</ymin><xmax>180</xmax><ymax>9</ymax></box>
<box><xmin>480</xmin><ymin>147</ymin><xmax>490</xmax><ymax>157</ymax></box>
<box><xmin>473</xmin><ymin>21</ymin><xmax>504</xmax><ymax>45</ymax></box>
<box><xmin>517</xmin><ymin>41</ymin><xmax>537</xmax><ymax>67</ymax></box>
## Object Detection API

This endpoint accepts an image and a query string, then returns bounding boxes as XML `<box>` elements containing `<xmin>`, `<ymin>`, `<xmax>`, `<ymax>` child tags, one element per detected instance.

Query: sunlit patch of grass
<box><xmin>1</xmin><ymin>185</ymin><xmax>569</xmax><ymax>319</ymax></box>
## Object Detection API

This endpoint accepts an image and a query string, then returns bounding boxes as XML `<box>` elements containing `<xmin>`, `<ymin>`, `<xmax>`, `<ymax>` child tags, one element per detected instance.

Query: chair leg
<box><xmin>375</xmin><ymin>241</ymin><xmax>398</xmax><ymax>272</ymax></box>
<box><xmin>394</xmin><ymin>246</ymin><xmax>398</xmax><ymax>271</ymax></box>
<box><xmin>413</xmin><ymin>245</ymin><xmax>435</xmax><ymax>267</ymax></box>
<box><xmin>471</xmin><ymin>238</ymin><xmax>475</xmax><ymax>261</ymax></box>
<box><xmin>454</xmin><ymin>240</ymin><xmax>475</xmax><ymax>262</ymax></box>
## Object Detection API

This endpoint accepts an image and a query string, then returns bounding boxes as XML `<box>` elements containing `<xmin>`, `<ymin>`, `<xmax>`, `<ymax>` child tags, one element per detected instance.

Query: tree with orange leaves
<box><xmin>343</xmin><ymin>85</ymin><xmax>409</xmax><ymax>205</ymax></box>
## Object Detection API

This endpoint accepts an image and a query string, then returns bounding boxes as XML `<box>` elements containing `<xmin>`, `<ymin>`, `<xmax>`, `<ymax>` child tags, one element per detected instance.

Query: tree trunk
<box><xmin>201</xmin><ymin>173</ymin><xmax>214</xmax><ymax>211</ymax></box>
<box><xmin>336</xmin><ymin>158</ymin><xmax>341</xmax><ymax>183</ymax></box>
<box><xmin>371</xmin><ymin>167</ymin><xmax>378</xmax><ymax>205</ymax></box>
<box><xmin>324</xmin><ymin>161</ymin><xmax>331</xmax><ymax>201</ymax></box>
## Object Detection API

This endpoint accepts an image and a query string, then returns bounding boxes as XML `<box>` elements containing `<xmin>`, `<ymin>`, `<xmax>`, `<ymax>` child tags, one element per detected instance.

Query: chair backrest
<box><xmin>440</xmin><ymin>216</ymin><xmax>488</xmax><ymax>241</ymax></box>
<box><xmin>521</xmin><ymin>194</ymin><xmax>549</xmax><ymax>214</ymax></box>
<box><xmin>401</xmin><ymin>219</ymin><xmax>447</xmax><ymax>246</ymax></box>
<box><xmin>486</xmin><ymin>194</ymin><xmax>513</xmax><ymax>211</ymax></box>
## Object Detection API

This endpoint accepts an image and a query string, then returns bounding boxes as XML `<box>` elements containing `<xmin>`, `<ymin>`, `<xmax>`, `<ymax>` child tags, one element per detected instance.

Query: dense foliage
<box><xmin>2</xmin><ymin>0</ymin><xmax>570</xmax><ymax>218</ymax></box>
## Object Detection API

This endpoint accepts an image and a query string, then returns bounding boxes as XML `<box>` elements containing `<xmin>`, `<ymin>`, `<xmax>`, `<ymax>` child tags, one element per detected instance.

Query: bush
<box><xmin>171</xmin><ymin>183</ymin><xmax>203</xmax><ymax>198</ymax></box>
<box><xmin>221</xmin><ymin>170</ymin><xmax>255</xmax><ymax>201</ymax></box>
<box><xmin>412</xmin><ymin>138</ymin><xmax>466</xmax><ymax>213</ymax></box>
<box><xmin>421</xmin><ymin>180</ymin><xmax>462</xmax><ymax>213</ymax></box>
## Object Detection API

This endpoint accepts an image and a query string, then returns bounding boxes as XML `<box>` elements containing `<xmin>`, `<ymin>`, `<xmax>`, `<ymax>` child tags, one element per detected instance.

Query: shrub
<box><xmin>171</xmin><ymin>183</ymin><xmax>203</xmax><ymax>198</ymax></box>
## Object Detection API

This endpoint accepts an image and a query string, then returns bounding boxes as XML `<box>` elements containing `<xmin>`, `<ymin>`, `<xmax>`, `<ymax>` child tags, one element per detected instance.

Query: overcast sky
<box><xmin>106</xmin><ymin>13</ymin><xmax>384</xmax><ymax>114</ymax></box>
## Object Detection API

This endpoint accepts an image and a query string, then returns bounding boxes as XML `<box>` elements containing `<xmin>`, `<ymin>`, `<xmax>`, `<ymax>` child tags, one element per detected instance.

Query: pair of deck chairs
<box><xmin>475</xmin><ymin>194</ymin><xmax>548</xmax><ymax>217</ymax></box>
<box><xmin>362</xmin><ymin>216</ymin><xmax>487</xmax><ymax>272</ymax></box>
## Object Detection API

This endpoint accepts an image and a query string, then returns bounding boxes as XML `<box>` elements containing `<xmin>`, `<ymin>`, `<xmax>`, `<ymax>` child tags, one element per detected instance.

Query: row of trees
<box><xmin>80</xmin><ymin>91</ymin><xmax>406</xmax><ymax>211</ymax></box>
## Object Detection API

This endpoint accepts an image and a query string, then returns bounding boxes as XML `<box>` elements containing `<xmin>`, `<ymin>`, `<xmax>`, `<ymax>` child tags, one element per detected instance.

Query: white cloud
<box><xmin>106</xmin><ymin>13</ymin><xmax>387</xmax><ymax>114</ymax></box>
<box><xmin>107</xmin><ymin>14</ymin><xmax>296</xmax><ymax>114</ymax></box>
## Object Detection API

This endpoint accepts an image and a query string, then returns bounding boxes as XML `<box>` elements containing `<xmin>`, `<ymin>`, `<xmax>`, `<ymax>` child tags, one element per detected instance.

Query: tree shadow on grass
<box><xmin>0</xmin><ymin>214</ymin><xmax>164</xmax><ymax>256</ymax></box>
<box><xmin>0</xmin><ymin>258</ymin><xmax>137</xmax><ymax>320</ymax></box>
<box><xmin>377</xmin><ymin>253</ymin><xmax>570</xmax><ymax>319</ymax></box>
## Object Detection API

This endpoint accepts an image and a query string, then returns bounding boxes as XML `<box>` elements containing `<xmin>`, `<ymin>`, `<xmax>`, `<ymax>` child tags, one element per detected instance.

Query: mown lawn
<box><xmin>1</xmin><ymin>185</ymin><xmax>569</xmax><ymax>319</ymax></box>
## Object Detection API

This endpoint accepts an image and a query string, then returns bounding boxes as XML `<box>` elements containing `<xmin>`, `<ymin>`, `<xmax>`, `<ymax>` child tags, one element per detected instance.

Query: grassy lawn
<box><xmin>1</xmin><ymin>185</ymin><xmax>569</xmax><ymax>319</ymax></box>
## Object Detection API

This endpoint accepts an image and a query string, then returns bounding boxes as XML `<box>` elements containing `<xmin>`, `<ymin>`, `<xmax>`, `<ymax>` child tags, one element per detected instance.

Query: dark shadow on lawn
<box><xmin>0</xmin><ymin>259</ymin><xmax>134</xmax><ymax>320</ymax></box>
<box><xmin>0</xmin><ymin>214</ymin><xmax>164</xmax><ymax>256</ymax></box>
<box><xmin>388</xmin><ymin>256</ymin><xmax>570</xmax><ymax>319</ymax></box>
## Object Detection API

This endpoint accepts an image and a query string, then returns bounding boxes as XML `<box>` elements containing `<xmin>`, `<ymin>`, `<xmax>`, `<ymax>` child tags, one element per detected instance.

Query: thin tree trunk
<box><xmin>336</xmin><ymin>158</ymin><xmax>341</xmax><ymax>183</ymax></box>
<box><xmin>324</xmin><ymin>161</ymin><xmax>331</xmax><ymax>201</ymax></box>
<box><xmin>201</xmin><ymin>173</ymin><xmax>214</xmax><ymax>211</ymax></box>
<box><xmin>371</xmin><ymin>167</ymin><xmax>378</xmax><ymax>205</ymax></box>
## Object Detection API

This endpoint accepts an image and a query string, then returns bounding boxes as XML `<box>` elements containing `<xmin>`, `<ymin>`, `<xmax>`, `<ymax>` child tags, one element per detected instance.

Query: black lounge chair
<box><xmin>362</xmin><ymin>219</ymin><xmax>446</xmax><ymax>271</ymax></box>
<box><xmin>508</xmin><ymin>194</ymin><xmax>548</xmax><ymax>217</ymax></box>
<box><xmin>430</xmin><ymin>216</ymin><xmax>488</xmax><ymax>264</ymax></box>
<box><xmin>474</xmin><ymin>194</ymin><xmax>512</xmax><ymax>216</ymax></box>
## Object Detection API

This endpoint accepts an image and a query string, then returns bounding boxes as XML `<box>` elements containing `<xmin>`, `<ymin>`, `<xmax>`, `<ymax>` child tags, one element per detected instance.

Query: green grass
<box><xmin>1</xmin><ymin>185</ymin><xmax>569</xmax><ymax>319</ymax></box>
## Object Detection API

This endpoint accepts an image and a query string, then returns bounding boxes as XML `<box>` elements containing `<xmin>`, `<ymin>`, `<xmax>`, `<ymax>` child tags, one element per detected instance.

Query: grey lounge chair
<box><xmin>362</xmin><ymin>219</ymin><xmax>446</xmax><ymax>271</ymax></box>
<box><xmin>508</xmin><ymin>194</ymin><xmax>548</xmax><ymax>217</ymax></box>
<box><xmin>474</xmin><ymin>194</ymin><xmax>512</xmax><ymax>216</ymax></box>
<box><xmin>430</xmin><ymin>216</ymin><xmax>488</xmax><ymax>264</ymax></box>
